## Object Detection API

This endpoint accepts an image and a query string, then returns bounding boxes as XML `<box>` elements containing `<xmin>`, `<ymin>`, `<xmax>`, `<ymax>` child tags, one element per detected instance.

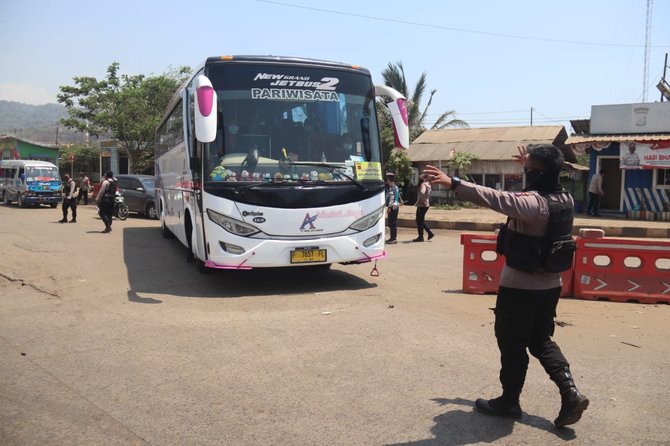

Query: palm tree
<box><xmin>381</xmin><ymin>61</ymin><xmax>467</xmax><ymax>142</ymax></box>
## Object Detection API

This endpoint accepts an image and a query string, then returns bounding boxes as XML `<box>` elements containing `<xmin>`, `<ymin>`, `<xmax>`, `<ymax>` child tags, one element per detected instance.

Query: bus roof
<box><xmin>158</xmin><ymin>55</ymin><xmax>371</xmax><ymax>133</ymax></box>
<box><xmin>205</xmin><ymin>55</ymin><xmax>370</xmax><ymax>74</ymax></box>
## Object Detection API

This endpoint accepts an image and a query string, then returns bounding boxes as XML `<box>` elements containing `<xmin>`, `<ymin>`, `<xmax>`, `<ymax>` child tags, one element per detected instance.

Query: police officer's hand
<box><xmin>513</xmin><ymin>144</ymin><xmax>528</xmax><ymax>165</ymax></box>
<box><xmin>422</xmin><ymin>165</ymin><xmax>452</xmax><ymax>188</ymax></box>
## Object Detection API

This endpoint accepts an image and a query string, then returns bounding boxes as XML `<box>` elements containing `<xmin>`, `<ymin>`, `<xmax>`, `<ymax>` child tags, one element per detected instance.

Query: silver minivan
<box><xmin>0</xmin><ymin>160</ymin><xmax>63</xmax><ymax>208</ymax></box>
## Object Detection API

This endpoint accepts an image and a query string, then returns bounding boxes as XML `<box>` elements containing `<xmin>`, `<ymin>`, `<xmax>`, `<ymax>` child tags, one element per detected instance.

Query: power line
<box><xmin>530</xmin><ymin>108</ymin><xmax>570</xmax><ymax>124</ymax></box>
<box><xmin>258</xmin><ymin>0</ymin><xmax>670</xmax><ymax>48</ymax></box>
<box><xmin>423</xmin><ymin>109</ymin><xmax>527</xmax><ymax>116</ymax></box>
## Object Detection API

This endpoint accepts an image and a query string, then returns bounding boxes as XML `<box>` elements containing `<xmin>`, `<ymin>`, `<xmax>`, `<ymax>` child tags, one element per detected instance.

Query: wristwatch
<box><xmin>450</xmin><ymin>176</ymin><xmax>461</xmax><ymax>190</ymax></box>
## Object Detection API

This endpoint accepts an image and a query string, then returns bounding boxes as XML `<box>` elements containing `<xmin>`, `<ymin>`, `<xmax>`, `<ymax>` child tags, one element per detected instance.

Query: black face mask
<box><xmin>524</xmin><ymin>169</ymin><xmax>558</xmax><ymax>192</ymax></box>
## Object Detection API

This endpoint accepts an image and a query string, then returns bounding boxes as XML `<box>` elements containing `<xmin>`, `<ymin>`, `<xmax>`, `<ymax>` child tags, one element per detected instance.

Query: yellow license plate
<box><xmin>290</xmin><ymin>248</ymin><xmax>327</xmax><ymax>264</ymax></box>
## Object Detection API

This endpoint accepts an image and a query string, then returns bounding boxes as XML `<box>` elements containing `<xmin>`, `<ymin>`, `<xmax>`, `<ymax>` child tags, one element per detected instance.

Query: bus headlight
<box><xmin>349</xmin><ymin>206</ymin><xmax>384</xmax><ymax>232</ymax></box>
<box><xmin>207</xmin><ymin>209</ymin><xmax>260</xmax><ymax>236</ymax></box>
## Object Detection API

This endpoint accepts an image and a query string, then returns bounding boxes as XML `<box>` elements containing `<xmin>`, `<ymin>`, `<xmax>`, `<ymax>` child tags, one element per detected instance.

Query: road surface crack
<box><xmin>0</xmin><ymin>272</ymin><xmax>61</xmax><ymax>299</ymax></box>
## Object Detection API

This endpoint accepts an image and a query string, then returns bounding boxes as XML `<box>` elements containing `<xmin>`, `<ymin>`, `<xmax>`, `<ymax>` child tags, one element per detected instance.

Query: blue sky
<box><xmin>1</xmin><ymin>0</ymin><xmax>669</xmax><ymax>130</ymax></box>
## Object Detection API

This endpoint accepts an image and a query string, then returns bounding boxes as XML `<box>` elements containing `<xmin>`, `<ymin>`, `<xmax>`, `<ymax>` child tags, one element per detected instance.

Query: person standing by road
<box><xmin>385</xmin><ymin>172</ymin><xmax>400</xmax><ymax>244</ymax></box>
<box><xmin>423</xmin><ymin>144</ymin><xmax>588</xmax><ymax>428</ymax></box>
<box><xmin>587</xmin><ymin>168</ymin><xmax>604</xmax><ymax>217</ymax></box>
<box><xmin>96</xmin><ymin>170</ymin><xmax>117</xmax><ymax>233</ymax></box>
<box><xmin>59</xmin><ymin>174</ymin><xmax>77</xmax><ymax>223</ymax></box>
<box><xmin>77</xmin><ymin>171</ymin><xmax>91</xmax><ymax>205</ymax></box>
<box><xmin>413</xmin><ymin>175</ymin><xmax>435</xmax><ymax>242</ymax></box>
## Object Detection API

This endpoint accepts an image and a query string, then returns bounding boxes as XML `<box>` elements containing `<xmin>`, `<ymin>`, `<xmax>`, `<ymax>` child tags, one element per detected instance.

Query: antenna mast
<box><xmin>643</xmin><ymin>0</ymin><xmax>653</xmax><ymax>102</ymax></box>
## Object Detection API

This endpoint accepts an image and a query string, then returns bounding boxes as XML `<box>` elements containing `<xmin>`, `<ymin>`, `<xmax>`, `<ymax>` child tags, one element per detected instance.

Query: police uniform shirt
<box><xmin>455</xmin><ymin>180</ymin><xmax>572</xmax><ymax>290</ymax></box>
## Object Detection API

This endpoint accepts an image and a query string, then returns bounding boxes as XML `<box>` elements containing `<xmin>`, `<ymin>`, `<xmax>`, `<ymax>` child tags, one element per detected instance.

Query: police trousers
<box><xmin>494</xmin><ymin>286</ymin><xmax>570</xmax><ymax>402</ymax></box>
<box><xmin>99</xmin><ymin>200</ymin><xmax>114</xmax><ymax>228</ymax></box>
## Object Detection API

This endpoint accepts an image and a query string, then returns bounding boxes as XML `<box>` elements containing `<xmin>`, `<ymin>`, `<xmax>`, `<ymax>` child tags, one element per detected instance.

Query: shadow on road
<box><xmin>386</xmin><ymin>397</ymin><xmax>576</xmax><ymax>446</ymax></box>
<box><xmin>123</xmin><ymin>226</ymin><xmax>377</xmax><ymax>302</ymax></box>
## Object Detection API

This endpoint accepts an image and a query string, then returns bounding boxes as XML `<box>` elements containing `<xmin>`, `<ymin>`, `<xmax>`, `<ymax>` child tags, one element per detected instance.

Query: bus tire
<box><xmin>50</xmin><ymin>202</ymin><xmax>57</xmax><ymax>208</ymax></box>
<box><xmin>185</xmin><ymin>217</ymin><xmax>195</xmax><ymax>263</ymax></box>
<box><xmin>160</xmin><ymin>217</ymin><xmax>174</xmax><ymax>239</ymax></box>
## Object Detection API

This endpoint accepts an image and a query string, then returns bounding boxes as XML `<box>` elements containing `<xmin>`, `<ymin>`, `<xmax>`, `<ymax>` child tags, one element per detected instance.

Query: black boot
<box><xmin>552</xmin><ymin>367</ymin><xmax>589</xmax><ymax>427</ymax></box>
<box><xmin>475</xmin><ymin>396</ymin><xmax>522</xmax><ymax>419</ymax></box>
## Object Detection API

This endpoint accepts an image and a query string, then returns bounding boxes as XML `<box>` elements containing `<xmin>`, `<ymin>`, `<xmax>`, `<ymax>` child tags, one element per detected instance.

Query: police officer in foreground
<box><xmin>423</xmin><ymin>144</ymin><xmax>589</xmax><ymax>428</ymax></box>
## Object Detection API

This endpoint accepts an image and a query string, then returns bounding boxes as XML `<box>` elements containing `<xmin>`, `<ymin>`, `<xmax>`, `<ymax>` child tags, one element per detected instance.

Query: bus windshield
<box><xmin>203</xmin><ymin>64</ymin><xmax>381</xmax><ymax>185</ymax></box>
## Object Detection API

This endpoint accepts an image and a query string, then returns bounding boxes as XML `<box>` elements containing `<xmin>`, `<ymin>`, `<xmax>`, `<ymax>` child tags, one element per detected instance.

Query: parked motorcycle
<box><xmin>114</xmin><ymin>191</ymin><xmax>129</xmax><ymax>220</ymax></box>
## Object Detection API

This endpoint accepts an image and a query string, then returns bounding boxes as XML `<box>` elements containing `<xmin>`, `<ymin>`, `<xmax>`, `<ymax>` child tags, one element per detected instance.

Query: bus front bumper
<box><xmin>204</xmin><ymin>231</ymin><xmax>387</xmax><ymax>269</ymax></box>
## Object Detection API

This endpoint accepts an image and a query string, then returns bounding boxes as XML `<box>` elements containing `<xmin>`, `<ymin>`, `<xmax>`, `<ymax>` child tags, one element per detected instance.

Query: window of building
<box><xmin>484</xmin><ymin>174</ymin><xmax>502</xmax><ymax>190</ymax></box>
<box><xmin>468</xmin><ymin>174</ymin><xmax>483</xmax><ymax>185</ymax></box>
<box><xmin>655</xmin><ymin>168</ymin><xmax>670</xmax><ymax>189</ymax></box>
<box><xmin>504</xmin><ymin>174</ymin><xmax>523</xmax><ymax>191</ymax></box>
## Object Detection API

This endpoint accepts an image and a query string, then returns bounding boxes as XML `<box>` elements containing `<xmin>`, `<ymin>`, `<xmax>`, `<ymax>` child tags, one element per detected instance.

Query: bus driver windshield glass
<box><xmin>203</xmin><ymin>64</ymin><xmax>381</xmax><ymax>184</ymax></box>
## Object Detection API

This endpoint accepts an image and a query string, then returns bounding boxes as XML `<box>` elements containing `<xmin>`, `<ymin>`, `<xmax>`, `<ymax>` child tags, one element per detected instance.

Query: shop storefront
<box><xmin>568</xmin><ymin>102</ymin><xmax>670</xmax><ymax>220</ymax></box>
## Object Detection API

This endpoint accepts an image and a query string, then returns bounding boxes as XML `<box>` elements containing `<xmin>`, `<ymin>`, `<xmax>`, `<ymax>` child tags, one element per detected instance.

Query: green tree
<box><xmin>58</xmin><ymin>143</ymin><xmax>100</xmax><ymax>178</ymax></box>
<box><xmin>57</xmin><ymin>63</ymin><xmax>190</xmax><ymax>173</ymax></box>
<box><xmin>386</xmin><ymin>149</ymin><xmax>413</xmax><ymax>189</ymax></box>
<box><xmin>381</xmin><ymin>61</ymin><xmax>467</xmax><ymax>142</ymax></box>
<box><xmin>448</xmin><ymin>150</ymin><xmax>479</xmax><ymax>178</ymax></box>
<box><xmin>378</xmin><ymin>61</ymin><xmax>468</xmax><ymax>185</ymax></box>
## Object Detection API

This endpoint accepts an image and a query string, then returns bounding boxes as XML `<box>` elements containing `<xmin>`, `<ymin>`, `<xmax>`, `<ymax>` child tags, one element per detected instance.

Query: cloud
<box><xmin>0</xmin><ymin>83</ymin><xmax>57</xmax><ymax>105</ymax></box>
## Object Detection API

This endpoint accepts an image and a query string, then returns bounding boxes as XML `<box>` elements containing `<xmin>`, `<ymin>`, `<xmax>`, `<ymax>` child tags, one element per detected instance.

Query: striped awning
<box><xmin>566</xmin><ymin>133</ymin><xmax>670</xmax><ymax>145</ymax></box>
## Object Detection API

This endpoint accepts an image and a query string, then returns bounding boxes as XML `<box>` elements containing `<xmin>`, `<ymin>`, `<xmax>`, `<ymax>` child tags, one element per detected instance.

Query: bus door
<box><xmin>186</xmin><ymin>88</ymin><xmax>208</xmax><ymax>262</ymax></box>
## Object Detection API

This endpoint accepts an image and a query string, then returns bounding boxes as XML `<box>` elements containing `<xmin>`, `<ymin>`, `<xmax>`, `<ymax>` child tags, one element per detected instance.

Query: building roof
<box><xmin>569</xmin><ymin>119</ymin><xmax>590</xmax><ymax>135</ymax></box>
<box><xmin>407</xmin><ymin>125</ymin><xmax>570</xmax><ymax>162</ymax></box>
<box><xmin>0</xmin><ymin>134</ymin><xmax>59</xmax><ymax>149</ymax></box>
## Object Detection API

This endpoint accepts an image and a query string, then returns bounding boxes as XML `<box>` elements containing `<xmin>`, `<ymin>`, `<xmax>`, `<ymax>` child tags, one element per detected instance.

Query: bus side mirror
<box><xmin>375</xmin><ymin>85</ymin><xmax>409</xmax><ymax>150</ymax></box>
<box><xmin>194</xmin><ymin>75</ymin><xmax>218</xmax><ymax>143</ymax></box>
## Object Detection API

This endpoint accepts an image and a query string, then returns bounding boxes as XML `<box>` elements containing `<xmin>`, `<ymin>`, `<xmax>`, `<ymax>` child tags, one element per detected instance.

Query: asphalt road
<box><xmin>1</xmin><ymin>204</ymin><xmax>669</xmax><ymax>445</ymax></box>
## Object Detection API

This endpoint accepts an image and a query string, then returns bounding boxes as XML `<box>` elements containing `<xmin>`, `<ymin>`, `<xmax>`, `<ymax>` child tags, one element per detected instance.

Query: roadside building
<box><xmin>0</xmin><ymin>135</ymin><xmax>59</xmax><ymax>164</ymax></box>
<box><xmin>406</xmin><ymin>125</ymin><xmax>581</xmax><ymax>205</ymax></box>
<box><xmin>566</xmin><ymin>102</ymin><xmax>670</xmax><ymax>220</ymax></box>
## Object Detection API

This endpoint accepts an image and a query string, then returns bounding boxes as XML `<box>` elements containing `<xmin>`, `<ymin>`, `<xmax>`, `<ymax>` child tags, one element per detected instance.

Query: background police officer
<box><xmin>96</xmin><ymin>171</ymin><xmax>116</xmax><ymax>233</ymax></box>
<box><xmin>59</xmin><ymin>173</ymin><xmax>77</xmax><ymax>223</ymax></box>
<box><xmin>423</xmin><ymin>144</ymin><xmax>588</xmax><ymax>428</ymax></box>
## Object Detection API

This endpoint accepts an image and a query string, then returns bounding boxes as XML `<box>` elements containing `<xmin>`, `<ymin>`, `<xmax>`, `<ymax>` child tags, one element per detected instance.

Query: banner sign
<box><xmin>620</xmin><ymin>141</ymin><xmax>670</xmax><ymax>169</ymax></box>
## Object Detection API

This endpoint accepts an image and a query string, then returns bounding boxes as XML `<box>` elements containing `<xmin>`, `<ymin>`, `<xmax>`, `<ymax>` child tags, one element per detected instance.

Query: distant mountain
<box><xmin>0</xmin><ymin>100</ymin><xmax>86</xmax><ymax>144</ymax></box>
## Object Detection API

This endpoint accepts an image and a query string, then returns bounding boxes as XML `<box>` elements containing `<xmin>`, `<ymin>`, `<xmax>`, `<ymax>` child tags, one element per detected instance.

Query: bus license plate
<box><xmin>290</xmin><ymin>248</ymin><xmax>327</xmax><ymax>264</ymax></box>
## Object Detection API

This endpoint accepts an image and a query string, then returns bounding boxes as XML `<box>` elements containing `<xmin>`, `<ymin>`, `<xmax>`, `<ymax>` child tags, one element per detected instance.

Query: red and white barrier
<box><xmin>573</xmin><ymin>237</ymin><xmax>670</xmax><ymax>304</ymax></box>
<box><xmin>460</xmin><ymin>233</ymin><xmax>573</xmax><ymax>297</ymax></box>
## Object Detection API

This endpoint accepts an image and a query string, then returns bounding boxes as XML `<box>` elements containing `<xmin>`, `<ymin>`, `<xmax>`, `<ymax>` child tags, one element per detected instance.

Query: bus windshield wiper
<box><xmin>287</xmin><ymin>161</ymin><xmax>368</xmax><ymax>191</ymax></box>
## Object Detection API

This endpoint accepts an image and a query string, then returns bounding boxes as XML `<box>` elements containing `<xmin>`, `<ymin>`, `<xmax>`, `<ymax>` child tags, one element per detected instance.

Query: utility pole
<box><xmin>661</xmin><ymin>52</ymin><xmax>668</xmax><ymax>102</ymax></box>
<box><xmin>530</xmin><ymin>107</ymin><xmax>533</xmax><ymax>126</ymax></box>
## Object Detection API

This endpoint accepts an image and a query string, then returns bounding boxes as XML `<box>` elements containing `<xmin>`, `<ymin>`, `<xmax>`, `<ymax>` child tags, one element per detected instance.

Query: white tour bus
<box><xmin>0</xmin><ymin>159</ymin><xmax>62</xmax><ymax>208</ymax></box>
<box><xmin>155</xmin><ymin>55</ymin><xmax>409</xmax><ymax>271</ymax></box>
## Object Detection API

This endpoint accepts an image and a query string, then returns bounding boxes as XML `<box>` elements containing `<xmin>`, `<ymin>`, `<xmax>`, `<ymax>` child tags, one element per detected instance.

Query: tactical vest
<box><xmin>102</xmin><ymin>179</ymin><xmax>117</xmax><ymax>200</ymax></box>
<box><xmin>496</xmin><ymin>191</ymin><xmax>576</xmax><ymax>273</ymax></box>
